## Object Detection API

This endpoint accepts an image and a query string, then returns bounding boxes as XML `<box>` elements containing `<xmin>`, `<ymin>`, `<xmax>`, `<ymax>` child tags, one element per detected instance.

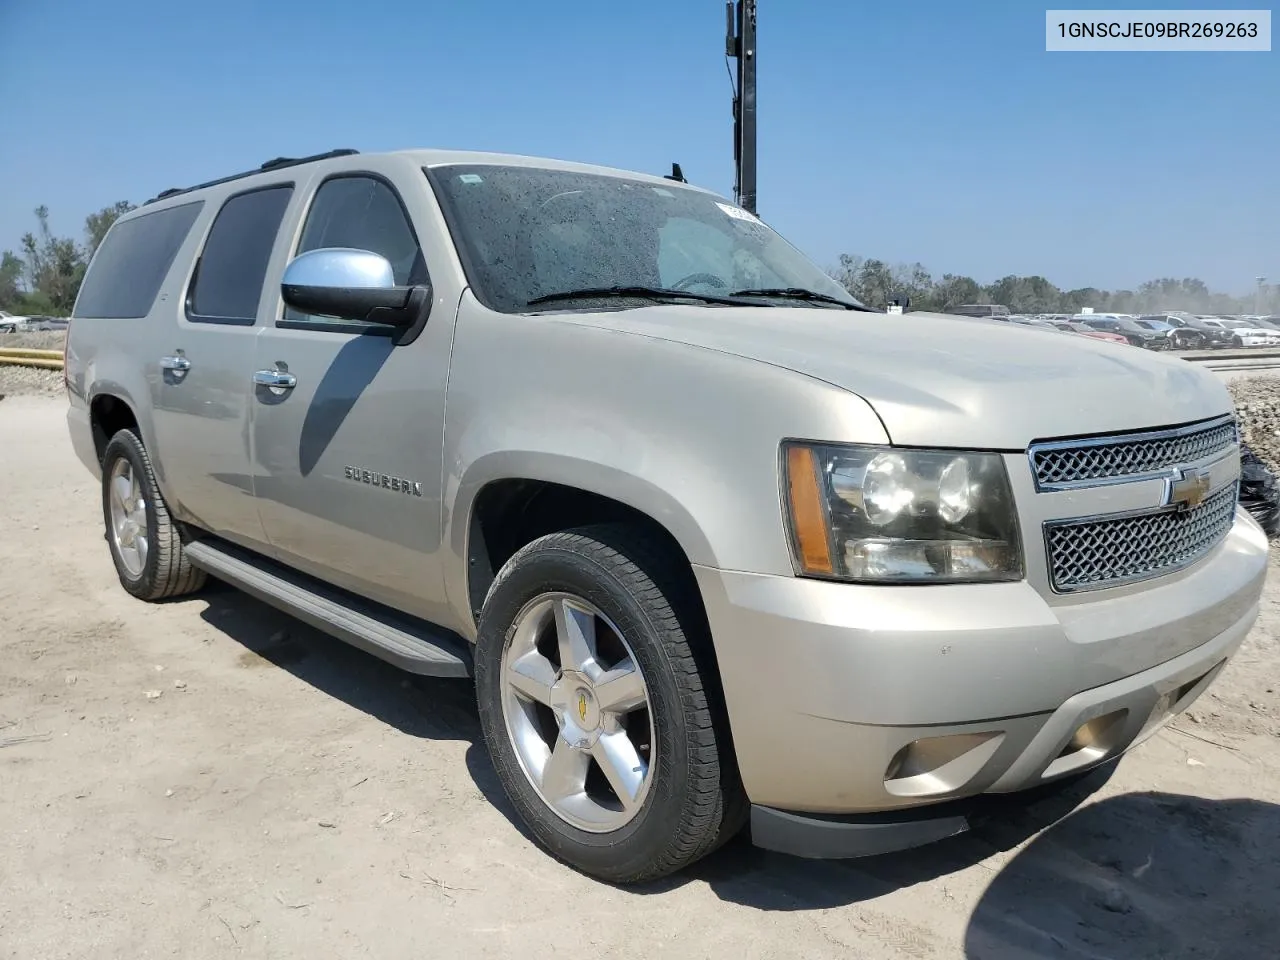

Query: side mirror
<box><xmin>281</xmin><ymin>248</ymin><xmax>425</xmax><ymax>327</ymax></box>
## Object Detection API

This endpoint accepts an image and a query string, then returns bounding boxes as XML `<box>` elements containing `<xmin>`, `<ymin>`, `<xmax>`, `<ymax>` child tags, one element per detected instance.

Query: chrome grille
<box><xmin>1031</xmin><ymin>417</ymin><xmax>1237</xmax><ymax>489</ymax></box>
<box><xmin>1046</xmin><ymin>482</ymin><xmax>1238</xmax><ymax>592</ymax></box>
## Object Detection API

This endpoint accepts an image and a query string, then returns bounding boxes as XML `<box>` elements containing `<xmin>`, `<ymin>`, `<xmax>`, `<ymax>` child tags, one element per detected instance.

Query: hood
<box><xmin>567</xmin><ymin>306</ymin><xmax>1234</xmax><ymax>449</ymax></box>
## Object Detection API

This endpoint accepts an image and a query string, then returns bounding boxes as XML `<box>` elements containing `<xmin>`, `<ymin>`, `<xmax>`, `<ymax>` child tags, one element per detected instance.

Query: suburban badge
<box><xmin>343</xmin><ymin>466</ymin><xmax>423</xmax><ymax>497</ymax></box>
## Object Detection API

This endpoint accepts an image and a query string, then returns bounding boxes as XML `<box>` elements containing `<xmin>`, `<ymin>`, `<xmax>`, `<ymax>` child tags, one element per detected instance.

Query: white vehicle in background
<box><xmin>1198</xmin><ymin>316</ymin><xmax>1280</xmax><ymax>347</ymax></box>
<box><xmin>0</xmin><ymin>310</ymin><xmax>31</xmax><ymax>333</ymax></box>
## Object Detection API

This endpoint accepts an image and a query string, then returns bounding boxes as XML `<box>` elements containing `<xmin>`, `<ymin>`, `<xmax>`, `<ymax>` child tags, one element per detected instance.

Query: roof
<box><xmin>141</xmin><ymin>147</ymin><xmax>716</xmax><ymax>208</ymax></box>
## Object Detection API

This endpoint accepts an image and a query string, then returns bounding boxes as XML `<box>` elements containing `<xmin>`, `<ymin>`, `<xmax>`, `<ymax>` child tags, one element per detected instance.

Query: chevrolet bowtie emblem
<box><xmin>1167</xmin><ymin>465</ymin><xmax>1211</xmax><ymax>510</ymax></box>
<box><xmin>577</xmin><ymin>692</ymin><xmax>588</xmax><ymax>723</ymax></box>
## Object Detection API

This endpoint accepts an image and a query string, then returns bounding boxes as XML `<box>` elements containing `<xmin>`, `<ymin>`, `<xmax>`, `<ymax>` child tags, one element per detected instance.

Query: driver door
<box><xmin>249</xmin><ymin>167</ymin><xmax>455</xmax><ymax>625</ymax></box>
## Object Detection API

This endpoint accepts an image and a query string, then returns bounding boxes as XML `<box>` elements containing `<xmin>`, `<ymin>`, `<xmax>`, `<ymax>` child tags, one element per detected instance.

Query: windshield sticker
<box><xmin>458</xmin><ymin>174</ymin><xmax>484</xmax><ymax>184</ymax></box>
<box><xmin>651</xmin><ymin>187</ymin><xmax>675</xmax><ymax>198</ymax></box>
<box><xmin>715</xmin><ymin>201</ymin><xmax>759</xmax><ymax>222</ymax></box>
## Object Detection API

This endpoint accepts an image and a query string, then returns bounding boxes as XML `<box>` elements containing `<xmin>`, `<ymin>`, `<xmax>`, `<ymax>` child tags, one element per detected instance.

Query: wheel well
<box><xmin>468</xmin><ymin>479</ymin><xmax>746</xmax><ymax>835</ymax></box>
<box><xmin>467</xmin><ymin>480</ymin><xmax>700</xmax><ymax>626</ymax></box>
<box><xmin>90</xmin><ymin>395</ymin><xmax>138</xmax><ymax>464</ymax></box>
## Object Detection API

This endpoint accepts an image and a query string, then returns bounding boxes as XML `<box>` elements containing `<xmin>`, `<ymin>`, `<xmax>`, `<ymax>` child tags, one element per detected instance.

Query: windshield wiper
<box><xmin>526</xmin><ymin>285</ymin><xmax>747</xmax><ymax>308</ymax></box>
<box><xmin>728</xmin><ymin>287</ymin><xmax>876</xmax><ymax>311</ymax></box>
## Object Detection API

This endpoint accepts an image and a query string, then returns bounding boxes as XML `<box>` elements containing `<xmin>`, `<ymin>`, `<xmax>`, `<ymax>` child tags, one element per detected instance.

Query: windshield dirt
<box><xmin>427</xmin><ymin>164</ymin><xmax>865</xmax><ymax>314</ymax></box>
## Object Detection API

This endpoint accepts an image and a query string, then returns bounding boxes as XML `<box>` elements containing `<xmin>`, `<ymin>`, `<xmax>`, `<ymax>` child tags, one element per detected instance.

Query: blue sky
<box><xmin>1</xmin><ymin>0</ymin><xmax>1275</xmax><ymax>293</ymax></box>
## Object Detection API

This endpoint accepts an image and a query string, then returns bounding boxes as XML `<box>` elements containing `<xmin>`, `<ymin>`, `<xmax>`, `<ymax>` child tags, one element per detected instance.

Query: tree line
<box><xmin>0</xmin><ymin>202</ymin><xmax>135</xmax><ymax>316</ymax></box>
<box><xmin>3</xmin><ymin>203</ymin><xmax>1274</xmax><ymax>319</ymax></box>
<box><xmin>831</xmin><ymin>254</ymin><xmax>1278</xmax><ymax>317</ymax></box>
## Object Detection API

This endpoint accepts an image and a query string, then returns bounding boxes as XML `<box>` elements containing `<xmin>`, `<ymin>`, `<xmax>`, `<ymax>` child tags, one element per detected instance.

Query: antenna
<box><xmin>726</xmin><ymin>0</ymin><xmax>758</xmax><ymax>214</ymax></box>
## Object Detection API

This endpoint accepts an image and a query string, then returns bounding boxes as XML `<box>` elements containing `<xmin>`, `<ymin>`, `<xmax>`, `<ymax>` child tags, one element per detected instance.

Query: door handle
<box><xmin>253</xmin><ymin>369</ymin><xmax>297</xmax><ymax>389</ymax></box>
<box><xmin>159</xmin><ymin>355</ymin><xmax>190</xmax><ymax>372</ymax></box>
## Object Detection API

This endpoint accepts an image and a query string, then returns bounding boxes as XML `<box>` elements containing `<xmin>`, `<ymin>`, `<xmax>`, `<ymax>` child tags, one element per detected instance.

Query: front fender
<box><xmin>439</xmin><ymin>302</ymin><xmax>890</xmax><ymax>635</ymax></box>
<box><xmin>453</xmin><ymin>446</ymin><xmax>720</xmax><ymax>560</ymax></box>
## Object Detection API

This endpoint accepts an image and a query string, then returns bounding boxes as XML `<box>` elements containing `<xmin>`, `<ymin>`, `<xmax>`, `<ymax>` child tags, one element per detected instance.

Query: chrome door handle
<box><xmin>253</xmin><ymin>369</ymin><xmax>297</xmax><ymax>389</ymax></box>
<box><xmin>160</xmin><ymin>355</ymin><xmax>190</xmax><ymax>372</ymax></box>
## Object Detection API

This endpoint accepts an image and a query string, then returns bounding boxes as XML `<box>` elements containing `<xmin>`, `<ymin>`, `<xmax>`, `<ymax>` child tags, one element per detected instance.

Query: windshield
<box><xmin>426</xmin><ymin>163</ymin><xmax>864</xmax><ymax>313</ymax></box>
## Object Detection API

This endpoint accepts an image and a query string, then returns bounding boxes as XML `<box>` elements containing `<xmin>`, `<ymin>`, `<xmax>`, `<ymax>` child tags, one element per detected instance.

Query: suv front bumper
<box><xmin>694</xmin><ymin>510</ymin><xmax>1268</xmax><ymax>857</ymax></box>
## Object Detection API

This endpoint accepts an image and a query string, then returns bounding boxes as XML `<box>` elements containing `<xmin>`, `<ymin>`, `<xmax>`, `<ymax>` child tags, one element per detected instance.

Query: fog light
<box><xmin>883</xmin><ymin>732</ymin><xmax>1005</xmax><ymax>798</ymax></box>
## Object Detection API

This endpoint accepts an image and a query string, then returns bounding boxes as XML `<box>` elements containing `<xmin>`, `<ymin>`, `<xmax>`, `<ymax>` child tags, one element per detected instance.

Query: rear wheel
<box><xmin>474</xmin><ymin>524</ymin><xmax>744</xmax><ymax>883</ymax></box>
<box><xmin>101</xmin><ymin>429</ymin><xmax>206</xmax><ymax>601</ymax></box>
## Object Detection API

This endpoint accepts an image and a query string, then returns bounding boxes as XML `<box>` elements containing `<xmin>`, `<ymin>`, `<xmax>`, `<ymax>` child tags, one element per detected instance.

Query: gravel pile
<box><xmin>1228</xmin><ymin>376</ymin><xmax>1280</xmax><ymax>473</ymax></box>
<box><xmin>0</xmin><ymin>331</ymin><xmax>66</xmax><ymax>399</ymax></box>
<box><xmin>0</xmin><ymin>366</ymin><xmax>64</xmax><ymax>398</ymax></box>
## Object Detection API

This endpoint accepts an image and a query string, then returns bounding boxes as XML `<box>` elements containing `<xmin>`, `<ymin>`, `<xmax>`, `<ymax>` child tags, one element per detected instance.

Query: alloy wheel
<box><xmin>499</xmin><ymin>593</ymin><xmax>655</xmax><ymax>833</ymax></box>
<box><xmin>107</xmin><ymin>458</ymin><xmax>149</xmax><ymax>578</ymax></box>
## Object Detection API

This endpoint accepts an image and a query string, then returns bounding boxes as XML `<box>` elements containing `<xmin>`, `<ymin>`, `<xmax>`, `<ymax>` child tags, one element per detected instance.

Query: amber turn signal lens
<box><xmin>785</xmin><ymin>445</ymin><xmax>834</xmax><ymax>574</ymax></box>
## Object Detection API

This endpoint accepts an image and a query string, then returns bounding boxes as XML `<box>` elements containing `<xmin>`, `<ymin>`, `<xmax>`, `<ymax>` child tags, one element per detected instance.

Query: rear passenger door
<box><xmin>249</xmin><ymin>168</ymin><xmax>455</xmax><ymax>625</ymax></box>
<box><xmin>148</xmin><ymin>183</ymin><xmax>295</xmax><ymax>548</ymax></box>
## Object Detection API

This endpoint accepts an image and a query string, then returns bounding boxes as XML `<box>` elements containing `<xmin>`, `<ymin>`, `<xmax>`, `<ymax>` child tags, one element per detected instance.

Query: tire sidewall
<box><xmin>474</xmin><ymin>542</ymin><xmax>695</xmax><ymax>881</ymax></box>
<box><xmin>101</xmin><ymin>430</ymin><xmax>162</xmax><ymax>597</ymax></box>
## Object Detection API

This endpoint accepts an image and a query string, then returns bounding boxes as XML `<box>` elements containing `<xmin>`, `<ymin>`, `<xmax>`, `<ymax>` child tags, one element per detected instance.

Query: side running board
<box><xmin>185</xmin><ymin>539</ymin><xmax>472</xmax><ymax>678</ymax></box>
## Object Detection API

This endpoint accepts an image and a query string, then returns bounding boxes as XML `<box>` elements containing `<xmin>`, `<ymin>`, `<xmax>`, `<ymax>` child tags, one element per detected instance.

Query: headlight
<box><xmin>781</xmin><ymin>442</ymin><xmax>1023</xmax><ymax>583</ymax></box>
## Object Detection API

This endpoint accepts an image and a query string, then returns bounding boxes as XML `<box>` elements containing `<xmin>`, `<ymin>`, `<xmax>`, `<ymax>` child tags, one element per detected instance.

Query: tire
<box><xmin>474</xmin><ymin>523</ymin><xmax>745</xmax><ymax>883</ymax></box>
<box><xmin>101</xmin><ymin>428</ymin><xmax>206</xmax><ymax>601</ymax></box>
<box><xmin>1232</xmin><ymin>336</ymin><xmax>1244</xmax><ymax>348</ymax></box>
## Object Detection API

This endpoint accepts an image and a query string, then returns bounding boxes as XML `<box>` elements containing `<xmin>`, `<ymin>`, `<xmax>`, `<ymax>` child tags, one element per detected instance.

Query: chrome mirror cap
<box><xmin>281</xmin><ymin>247</ymin><xmax>395</xmax><ymax>291</ymax></box>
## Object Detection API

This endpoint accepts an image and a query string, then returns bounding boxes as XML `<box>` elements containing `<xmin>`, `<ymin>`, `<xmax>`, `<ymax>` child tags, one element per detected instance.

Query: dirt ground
<box><xmin>2</xmin><ymin>392</ymin><xmax>1279</xmax><ymax>960</ymax></box>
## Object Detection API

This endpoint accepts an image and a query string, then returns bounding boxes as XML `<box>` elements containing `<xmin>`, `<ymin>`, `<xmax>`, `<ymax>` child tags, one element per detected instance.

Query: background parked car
<box><xmin>948</xmin><ymin>303</ymin><xmax>1011</xmax><ymax>319</ymax></box>
<box><xmin>1140</xmin><ymin>313</ymin><xmax>1233</xmax><ymax>349</ymax></box>
<box><xmin>27</xmin><ymin>316</ymin><xmax>70</xmax><ymax>331</ymax></box>
<box><xmin>1245</xmin><ymin>316</ymin><xmax>1280</xmax><ymax>334</ymax></box>
<box><xmin>1075</xmin><ymin>315</ymin><xmax>1168</xmax><ymax>349</ymax></box>
<box><xmin>1052</xmin><ymin>319</ymin><xmax>1129</xmax><ymax>344</ymax></box>
<box><xmin>1007</xmin><ymin>315</ymin><xmax>1061</xmax><ymax>332</ymax></box>
<box><xmin>1132</xmin><ymin>317</ymin><xmax>1176</xmax><ymax>345</ymax></box>
<box><xmin>0</xmin><ymin>310</ymin><xmax>30</xmax><ymax>333</ymax></box>
<box><xmin>1198</xmin><ymin>317</ymin><xmax>1280</xmax><ymax>347</ymax></box>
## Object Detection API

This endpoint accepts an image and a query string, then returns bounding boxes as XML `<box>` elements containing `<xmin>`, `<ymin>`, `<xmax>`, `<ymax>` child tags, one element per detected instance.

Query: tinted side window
<box><xmin>73</xmin><ymin>201</ymin><xmax>203</xmax><ymax>319</ymax></box>
<box><xmin>284</xmin><ymin>176</ymin><xmax>424</xmax><ymax>326</ymax></box>
<box><xmin>189</xmin><ymin>185</ymin><xmax>293</xmax><ymax>325</ymax></box>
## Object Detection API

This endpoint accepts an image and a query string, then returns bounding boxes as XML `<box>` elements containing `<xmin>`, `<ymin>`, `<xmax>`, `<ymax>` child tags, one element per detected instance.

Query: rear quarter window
<box><xmin>72</xmin><ymin>201</ymin><xmax>203</xmax><ymax>319</ymax></box>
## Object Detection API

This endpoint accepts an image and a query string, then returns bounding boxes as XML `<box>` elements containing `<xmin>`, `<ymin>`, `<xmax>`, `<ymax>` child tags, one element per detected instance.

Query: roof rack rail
<box><xmin>143</xmin><ymin>148</ymin><xmax>360</xmax><ymax>205</ymax></box>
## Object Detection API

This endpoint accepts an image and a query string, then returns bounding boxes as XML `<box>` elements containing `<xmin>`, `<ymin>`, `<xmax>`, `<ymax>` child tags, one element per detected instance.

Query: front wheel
<box><xmin>474</xmin><ymin>524</ymin><xmax>744</xmax><ymax>883</ymax></box>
